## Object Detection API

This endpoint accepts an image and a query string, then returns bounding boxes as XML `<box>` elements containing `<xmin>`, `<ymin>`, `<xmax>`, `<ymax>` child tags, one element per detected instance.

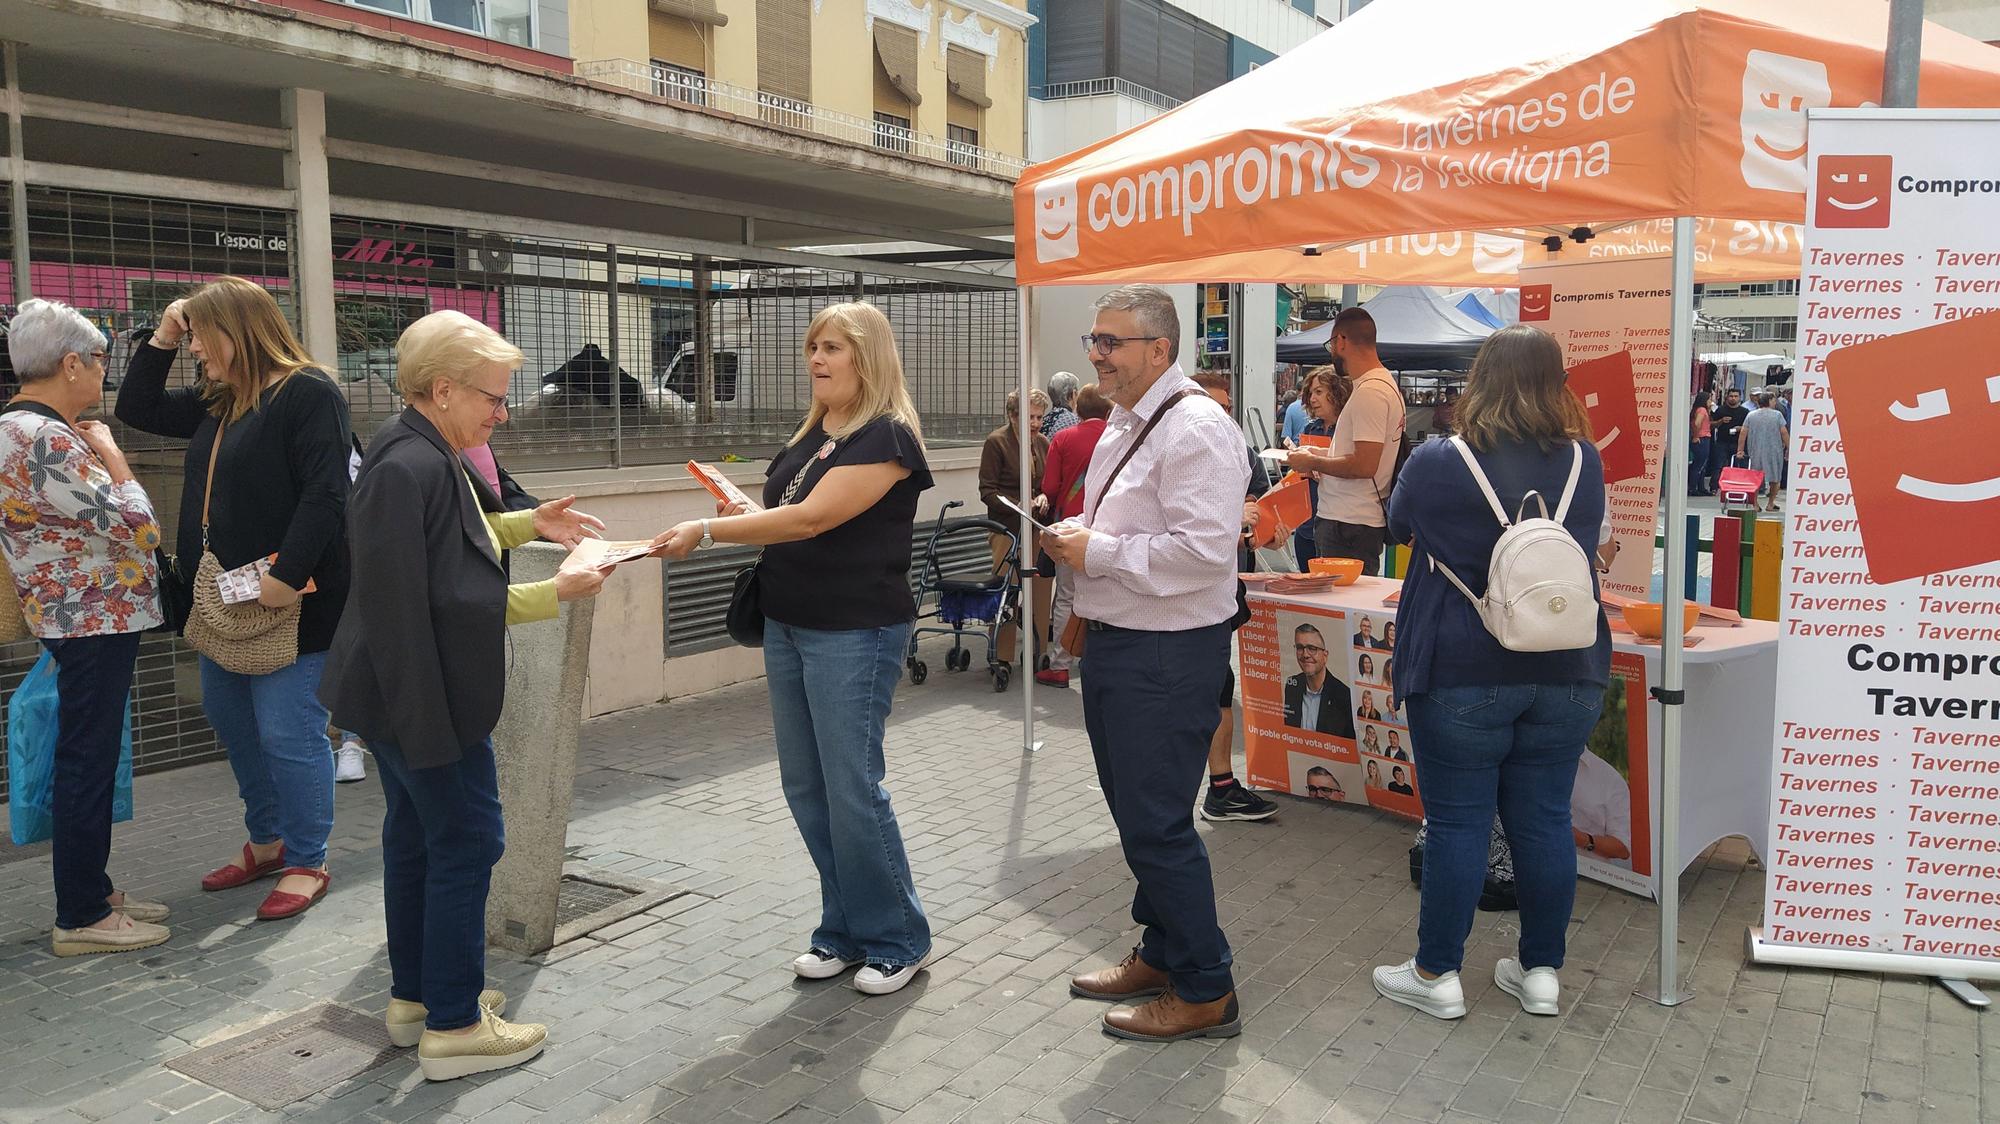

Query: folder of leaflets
<box><xmin>685</xmin><ymin>461</ymin><xmax>764</xmax><ymax>512</ymax></box>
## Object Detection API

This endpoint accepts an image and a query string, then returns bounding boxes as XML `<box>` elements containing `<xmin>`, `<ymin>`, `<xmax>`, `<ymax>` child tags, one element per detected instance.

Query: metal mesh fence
<box><xmin>0</xmin><ymin>183</ymin><xmax>1016</xmax><ymax>795</ymax></box>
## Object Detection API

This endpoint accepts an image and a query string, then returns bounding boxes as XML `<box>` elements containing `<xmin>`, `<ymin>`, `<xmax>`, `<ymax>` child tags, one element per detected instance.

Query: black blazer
<box><xmin>320</xmin><ymin>408</ymin><xmax>516</xmax><ymax>768</ymax></box>
<box><xmin>117</xmin><ymin>338</ymin><xmax>352</xmax><ymax>651</ymax></box>
<box><xmin>1283</xmin><ymin>673</ymin><xmax>1355</xmax><ymax>737</ymax></box>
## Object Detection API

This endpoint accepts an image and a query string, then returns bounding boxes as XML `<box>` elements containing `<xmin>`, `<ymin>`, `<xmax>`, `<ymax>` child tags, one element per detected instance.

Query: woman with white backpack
<box><xmin>1375</xmin><ymin>324</ymin><xmax>1611</xmax><ymax>1022</ymax></box>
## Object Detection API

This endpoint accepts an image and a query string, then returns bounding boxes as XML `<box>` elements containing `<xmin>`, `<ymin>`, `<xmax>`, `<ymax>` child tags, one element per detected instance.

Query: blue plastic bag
<box><xmin>8</xmin><ymin>650</ymin><xmax>134</xmax><ymax>846</ymax></box>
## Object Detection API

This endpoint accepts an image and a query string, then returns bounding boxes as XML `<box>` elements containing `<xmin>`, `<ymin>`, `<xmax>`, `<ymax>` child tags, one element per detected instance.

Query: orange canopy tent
<box><xmin>1013</xmin><ymin>0</ymin><xmax>2000</xmax><ymax>288</ymax></box>
<box><xmin>1004</xmin><ymin>0</ymin><xmax>2000</xmax><ymax>1005</ymax></box>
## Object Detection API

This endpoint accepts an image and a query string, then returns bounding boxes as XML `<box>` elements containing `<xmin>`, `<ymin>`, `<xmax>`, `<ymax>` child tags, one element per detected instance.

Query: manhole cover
<box><xmin>167</xmin><ymin>1003</ymin><xmax>398</xmax><ymax>1110</ymax></box>
<box><xmin>555</xmin><ymin>876</ymin><xmax>638</xmax><ymax>926</ymax></box>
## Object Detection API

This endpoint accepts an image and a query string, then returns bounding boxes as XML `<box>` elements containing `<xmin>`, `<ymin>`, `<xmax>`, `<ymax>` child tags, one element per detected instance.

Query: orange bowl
<box><xmin>1308</xmin><ymin>557</ymin><xmax>1366</xmax><ymax>585</ymax></box>
<box><xmin>1621</xmin><ymin>603</ymin><xmax>1700</xmax><ymax>639</ymax></box>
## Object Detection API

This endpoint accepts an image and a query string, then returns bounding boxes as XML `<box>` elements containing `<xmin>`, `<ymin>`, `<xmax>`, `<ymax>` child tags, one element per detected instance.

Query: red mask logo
<box><xmin>1519</xmin><ymin>284</ymin><xmax>1553</xmax><ymax>322</ymax></box>
<box><xmin>1824</xmin><ymin>309</ymin><xmax>2000</xmax><ymax>583</ymax></box>
<box><xmin>1567</xmin><ymin>350</ymin><xmax>1646</xmax><ymax>485</ymax></box>
<box><xmin>1814</xmin><ymin>155</ymin><xmax>1892</xmax><ymax>229</ymax></box>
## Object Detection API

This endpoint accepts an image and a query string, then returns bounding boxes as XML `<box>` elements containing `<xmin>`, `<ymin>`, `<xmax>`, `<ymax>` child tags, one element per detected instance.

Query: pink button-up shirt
<box><xmin>1076</xmin><ymin>365</ymin><xmax>1250</xmax><ymax>630</ymax></box>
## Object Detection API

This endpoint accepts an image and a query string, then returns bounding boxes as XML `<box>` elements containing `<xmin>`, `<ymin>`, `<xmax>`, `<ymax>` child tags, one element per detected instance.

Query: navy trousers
<box><xmin>1080</xmin><ymin>621</ymin><xmax>1236</xmax><ymax>1002</ymax></box>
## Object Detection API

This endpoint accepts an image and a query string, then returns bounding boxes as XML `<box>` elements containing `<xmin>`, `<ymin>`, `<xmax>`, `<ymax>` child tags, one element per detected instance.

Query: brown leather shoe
<box><xmin>1071</xmin><ymin>947</ymin><xmax>1169</xmax><ymax>1001</ymax></box>
<box><xmin>1103</xmin><ymin>987</ymin><xmax>1241</xmax><ymax>1042</ymax></box>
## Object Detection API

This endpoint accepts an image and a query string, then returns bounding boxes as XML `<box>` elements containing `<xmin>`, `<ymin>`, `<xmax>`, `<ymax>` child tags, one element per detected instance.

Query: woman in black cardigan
<box><xmin>321</xmin><ymin>310</ymin><xmax>605</xmax><ymax>1081</ymax></box>
<box><xmin>116</xmin><ymin>277</ymin><xmax>352</xmax><ymax>923</ymax></box>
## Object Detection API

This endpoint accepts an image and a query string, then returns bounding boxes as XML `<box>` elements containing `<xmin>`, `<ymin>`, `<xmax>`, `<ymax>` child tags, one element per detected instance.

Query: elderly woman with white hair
<box><xmin>0</xmin><ymin>300</ymin><xmax>170</xmax><ymax>957</ymax></box>
<box><xmin>319</xmin><ymin>311</ymin><xmax>607</xmax><ymax>1081</ymax></box>
<box><xmin>1042</xmin><ymin>370</ymin><xmax>1082</xmax><ymax>437</ymax></box>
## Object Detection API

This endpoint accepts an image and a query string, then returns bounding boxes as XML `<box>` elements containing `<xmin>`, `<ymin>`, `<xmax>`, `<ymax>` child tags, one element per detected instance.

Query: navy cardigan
<box><xmin>1387</xmin><ymin>435</ymin><xmax>1613</xmax><ymax>704</ymax></box>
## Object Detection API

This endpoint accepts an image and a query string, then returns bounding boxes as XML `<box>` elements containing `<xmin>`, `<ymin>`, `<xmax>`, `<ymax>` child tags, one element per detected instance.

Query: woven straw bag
<box><xmin>0</xmin><ymin>581</ymin><xmax>28</xmax><ymax>644</ymax></box>
<box><xmin>182</xmin><ymin>418</ymin><xmax>299</xmax><ymax>676</ymax></box>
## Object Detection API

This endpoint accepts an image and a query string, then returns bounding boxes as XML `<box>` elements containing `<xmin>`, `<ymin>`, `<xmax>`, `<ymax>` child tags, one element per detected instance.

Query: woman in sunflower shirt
<box><xmin>0</xmin><ymin>299</ymin><xmax>171</xmax><ymax>957</ymax></box>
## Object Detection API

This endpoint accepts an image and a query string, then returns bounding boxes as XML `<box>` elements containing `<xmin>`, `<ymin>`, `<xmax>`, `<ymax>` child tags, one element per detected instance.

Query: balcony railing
<box><xmin>1030</xmin><ymin>77</ymin><xmax>1184</xmax><ymax>112</ymax></box>
<box><xmin>577</xmin><ymin>59</ymin><xmax>1029</xmax><ymax>177</ymax></box>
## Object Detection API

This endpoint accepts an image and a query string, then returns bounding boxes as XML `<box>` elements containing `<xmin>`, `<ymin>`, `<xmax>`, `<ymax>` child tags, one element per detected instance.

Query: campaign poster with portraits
<box><xmin>1243</xmin><ymin>591</ymin><xmax>1657</xmax><ymax>899</ymax></box>
<box><xmin>1240</xmin><ymin>595</ymin><xmax>1422</xmax><ymax>821</ymax></box>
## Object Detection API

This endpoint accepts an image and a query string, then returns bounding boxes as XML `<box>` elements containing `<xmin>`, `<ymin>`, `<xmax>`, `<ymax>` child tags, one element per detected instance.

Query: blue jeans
<box><xmin>1406</xmin><ymin>683</ymin><xmax>1602</xmax><ymax>976</ymax></box>
<box><xmin>1689</xmin><ymin>437</ymin><xmax>1713</xmax><ymax>493</ymax></box>
<box><xmin>46</xmin><ymin>631</ymin><xmax>141</xmax><ymax>930</ymax></box>
<box><xmin>1081</xmin><ymin>622</ymin><xmax>1235</xmax><ymax>1002</ymax></box>
<box><xmin>371</xmin><ymin>736</ymin><xmax>504</xmax><ymax>1031</ymax></box>
<box><xmin>199</xmin><ymin>652</ymin><xmax>334</xmax><ymax>869</ymax></box>
<box><xmin>764</xmin><ymin>619</ymin><xmax>930</xmax><ymax>967</ymax></box>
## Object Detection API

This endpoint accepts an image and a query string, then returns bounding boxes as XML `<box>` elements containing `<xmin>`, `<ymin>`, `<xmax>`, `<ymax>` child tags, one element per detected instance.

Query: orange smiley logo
<box><xmin>1519</xmin><ymin>284</ymin><xmax>1553</xmax><ymax>322</ymax></box>
<box><xmin>1824</xmin><ymin>309</ymin><xmax>2000</xmax><ymax>583</ymax></box>
<box><xmin>1814</xmin><ymin>155</ymin><xmax>1893</xmax><ymax>229</ymax></box>
<box><xmin>1567</xmin><ymin>350</ymin><xmax>1646</xmax><ymax>485</ymax></box>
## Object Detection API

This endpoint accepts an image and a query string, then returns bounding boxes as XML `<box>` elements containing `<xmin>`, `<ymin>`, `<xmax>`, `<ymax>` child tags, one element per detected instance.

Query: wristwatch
<box><xmin>1584</xmin><ymin>833</ymin><xmax>1597</xmax><ymax>852</ymax></box>
<box><xmin>698</xmin><ymin>519</ymin><xmax>714</xmax><ymax>550</ymax></box>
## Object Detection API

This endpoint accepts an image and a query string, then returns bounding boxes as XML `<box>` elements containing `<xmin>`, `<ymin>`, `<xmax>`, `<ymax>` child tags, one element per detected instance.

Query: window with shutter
<box><xmin>946</xmin><ymin>45</ymin><xmax>991</xmax><ymax>109</ymax></box>
<box><xmin>1114</xmin><ymin>0</ymin><xmax>1161</xmax><ymax>94</ymax></box>
<box><xmin>872</xmin><ymin>23</ymin><xmax>923</xmax><ymax>106</ymax></box>
<box><xmin>757</xmin><ymin>0</ymin><xmax>813</xmax><ymax>122</ymax></box>
<box><xmin>1046</xmin><ymin>0</ymin><xmax>1108</xmax><ymax>86</ymax></box>
<box><xmin>649</xmin><ymin>0</ymin><xmax>725</xmax><ymax>26</ymax></box>
<box><xmin>649</xmin><ymin>13</ymin><xmax>708</xmax><ymax>72</ymax></box>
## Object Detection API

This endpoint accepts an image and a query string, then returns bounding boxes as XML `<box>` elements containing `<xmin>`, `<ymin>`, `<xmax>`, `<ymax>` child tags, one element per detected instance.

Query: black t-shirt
<box><xmin>1712</xmin><ymin>403</ymin><xmax>1749</xmax><ymax>444</ymax></box>
<box><xmin>757</xmin><ymin>416</ymin><xmax>933</xmax><ymax>631</ymax></box>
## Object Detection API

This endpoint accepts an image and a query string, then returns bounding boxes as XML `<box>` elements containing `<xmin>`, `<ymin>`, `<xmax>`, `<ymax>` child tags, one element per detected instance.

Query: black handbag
<box><xmin>722</xmin><ymin>444</ymin><xmax>825</xmax><ymax>648</ymax></box>
<box><xmin>725</xmin><ymin>562</ymin><xmax>764</xmax><ymax>647</ymax></box>
<box><xmin>153</xmin><ymin>548</ymin><xmax>191</xmax><ymax>634</ymax></box>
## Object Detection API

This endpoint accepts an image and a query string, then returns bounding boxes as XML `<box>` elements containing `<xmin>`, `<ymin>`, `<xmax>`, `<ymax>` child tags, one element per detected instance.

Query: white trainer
<box><xmin>1495</xmin><ymin>957</ymin><xmax>1561</xmax><ymax>1015</ymax></box>
<box><xmin>1372</xmin><ymin>959</ymin><xmax>1467</xmax><ymax>1020</ymax></box>
<box><xmin>791</xmin><ymin>947</ymin><xmax>862</xmax><ymax>980</ymax></box>
<box><xmin>335</xmin><ymin>742</ymin><xmax>367</xmax><ymax>784</ymax></box>
<box><xmin>854</xmin><ymin>950</ymin><xmax>937</xmax><ymax>996</ymax></box>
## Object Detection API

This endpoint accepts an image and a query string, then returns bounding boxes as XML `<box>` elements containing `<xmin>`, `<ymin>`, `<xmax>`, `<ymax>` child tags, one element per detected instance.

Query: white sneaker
<box><xmin>854</xmin><ymin>950</ymin><xmax>936</xmax><ymax>996</ymax></box>
<box><xmin>1372</xmin><ymin>959</ymin><xmax>1467</xmax><ymax>1020</ymax></box>
<box><xmin>335</xmin><ymin>742</ymin><xmax>367</xmax><ymax>784</ymax></box>
<box><xmin>1495</xmin><ymin>957</ymin><xmax>1561</xmax><ymax>1015</ymax></box>
<box><xmin>791</xmin><ymin>947</ymin><xmax>861</xmax><ymax>980</ymax></box>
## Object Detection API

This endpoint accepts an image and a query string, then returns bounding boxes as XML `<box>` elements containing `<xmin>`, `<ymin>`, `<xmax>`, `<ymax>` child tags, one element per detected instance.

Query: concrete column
<box><xmin>5</xmin><ymin>42</ymin><xmax>30</xmax><ymax>303</ymax></box>
<box><xmin>485</xmin><ymin>541</ymin><xmax>597</xmax><ymax>955</ymax></box>
<box><xmin>281</xmin><ymin>89</ymin><xmax>337</xmax><ymax>368</ymax></box>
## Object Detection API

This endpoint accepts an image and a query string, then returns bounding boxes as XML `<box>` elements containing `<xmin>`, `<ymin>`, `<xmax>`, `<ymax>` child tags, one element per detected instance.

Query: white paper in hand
<box><xmin>995</xmin><ymin>495</ymin><xmax>1056</xmax><ymax>535</ymax></box>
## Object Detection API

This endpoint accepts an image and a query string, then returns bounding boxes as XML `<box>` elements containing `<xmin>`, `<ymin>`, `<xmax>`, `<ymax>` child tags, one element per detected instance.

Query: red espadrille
<box><xmin>201</xmin><ymin>842</ymin><xmax>286</xmax><ymax>892</ymax></box>
<box><xmin>256</xmin><ymin>868</ymin><xmax>330</xmax><ymax>921</ymax></box>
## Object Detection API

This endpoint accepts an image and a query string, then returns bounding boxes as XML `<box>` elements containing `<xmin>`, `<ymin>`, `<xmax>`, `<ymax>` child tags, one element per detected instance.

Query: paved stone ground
<box><xmin>0</xmin><ymin>647</ymin><xmax>1991</xmax><ymax>1124</ymax></box>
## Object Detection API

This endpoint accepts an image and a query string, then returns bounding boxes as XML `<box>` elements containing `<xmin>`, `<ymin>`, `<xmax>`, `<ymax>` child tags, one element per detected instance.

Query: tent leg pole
<box><xmin>1019</xmin><ymin>287</ymin><xmax>1042</xmax><ymax>755</ymax></box>
<box><xmin>1641</xmin><ymin>216</ymin><xmax>1697</xmax><ymax>1007</ymax></box>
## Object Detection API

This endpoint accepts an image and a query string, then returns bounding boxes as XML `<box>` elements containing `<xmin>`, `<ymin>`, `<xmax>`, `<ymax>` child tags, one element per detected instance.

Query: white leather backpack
<box><xmin>1429</xmin><ymin>437</ymin><xmax>1598</xmax><ymax>653</ymax></box>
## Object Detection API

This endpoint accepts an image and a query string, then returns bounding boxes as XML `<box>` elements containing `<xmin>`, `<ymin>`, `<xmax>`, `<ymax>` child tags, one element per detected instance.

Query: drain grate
<box><xmin>167</xmin><ymin>1004</ymin><xmax>398</xmax><ymax>1110</ymax></box>
<box><xmin>554</xmin><ymin>875</ymin><xmax>639</xmax><ymax>927</ymax></box>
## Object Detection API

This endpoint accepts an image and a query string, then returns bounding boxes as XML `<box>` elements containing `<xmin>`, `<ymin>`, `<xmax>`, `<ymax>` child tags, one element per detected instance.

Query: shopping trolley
<box><xmin>905</xmin><ymin>500</ymin><xmax>1025</xmax><ymax>693</ymax></box>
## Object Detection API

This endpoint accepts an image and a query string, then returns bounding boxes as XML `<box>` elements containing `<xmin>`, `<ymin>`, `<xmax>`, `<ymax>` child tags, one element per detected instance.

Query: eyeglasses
<box><xmin>1080</xmin><ymin>334</ymin><xmax>1163</xmax><ymax>356</ymax></box>
<box><xmin>1293</xmin><ymin>644</ymin><xmax>1327</xmax><ymax>656</ymax></box>
<box><xmin>1307</xmin><ymin>784</ymin><xmax>1339</xmax><ymax>798</ymax></box>
<box><xmin>461</xmin><ymin>384</ymin><xmax>509</xmax><ymax>417</ymax></box>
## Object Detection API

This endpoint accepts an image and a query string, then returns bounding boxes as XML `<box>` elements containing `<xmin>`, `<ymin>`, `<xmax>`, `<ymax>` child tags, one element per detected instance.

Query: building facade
<box><xmin>569</xmin><ymin>0</ymin><xmax>1034</xmax><ymax>176</ymax></box>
